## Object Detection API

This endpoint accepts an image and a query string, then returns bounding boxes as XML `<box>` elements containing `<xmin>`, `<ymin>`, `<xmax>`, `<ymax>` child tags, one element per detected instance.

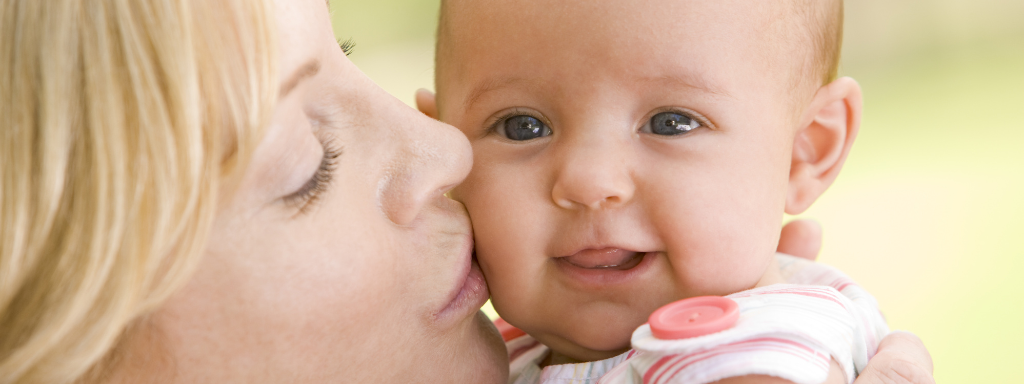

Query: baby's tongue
<box><xmin>561</xmin><ymin>248</ymin><xmax>640</xmax><ymax>269</ymax></box>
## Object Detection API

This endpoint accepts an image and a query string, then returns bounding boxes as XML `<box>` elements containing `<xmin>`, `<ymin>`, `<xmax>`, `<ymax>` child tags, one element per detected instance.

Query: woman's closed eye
<box><xmin>283</xmin><ymin>134</ymin><xmax>341</xmax><ymax>215</ymax></box>
<box><xmin>640</xmin><ymin>110</ymin><xmax>707</xmax><ymax>136</ymax></box>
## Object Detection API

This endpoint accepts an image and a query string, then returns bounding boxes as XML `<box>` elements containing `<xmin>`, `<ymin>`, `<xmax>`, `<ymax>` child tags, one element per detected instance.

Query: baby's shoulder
<box><xmin>623</xmin><ymin>284</ymin><xmax>879</xmax><ymax>384</ymax></box>
<box><xmin>776</xmin><ymin>253</ymin><xmax>862</xmax><ymax>293</ymax></box>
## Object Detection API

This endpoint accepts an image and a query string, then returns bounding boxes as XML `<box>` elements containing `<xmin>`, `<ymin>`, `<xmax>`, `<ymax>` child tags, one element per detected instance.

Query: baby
<box><xmin>418</xmin><ymin>0</ymin><xmax>887</xmax><ymax>382</ymax></box>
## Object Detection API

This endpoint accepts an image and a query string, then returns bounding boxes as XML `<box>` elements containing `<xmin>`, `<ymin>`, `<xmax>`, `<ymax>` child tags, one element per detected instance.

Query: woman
<box><xmin>0</xmin><ymin>0</ymin><xmax>932</xmax><ymax>382</ymax></box>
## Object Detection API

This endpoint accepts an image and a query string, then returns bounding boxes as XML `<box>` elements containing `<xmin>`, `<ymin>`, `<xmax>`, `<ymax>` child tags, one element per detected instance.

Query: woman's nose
<box><xmin>376</xmin><ymin>100</ymin><xmax>472</xmax><ymax>226</ymax></box>
<box><xmin>550</xmin><ymin>136</ymin><xmax>635</xmax><ymax>210</ymax></box>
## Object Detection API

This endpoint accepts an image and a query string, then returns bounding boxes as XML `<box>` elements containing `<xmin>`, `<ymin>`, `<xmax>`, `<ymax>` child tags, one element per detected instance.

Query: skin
<box><xmin>91</xmin><ymin>0</ymin><xmax>936</xmax><ymax>382</ymax></box>
<box><xmin>108</xmin><ymin>0</ymin><xmax>506</xmax><ymax>382</ymax></box>
<box><xmin>427</xmin><ymin>0</ymin><xmax>862</xmax><ymax>373</ymax></box>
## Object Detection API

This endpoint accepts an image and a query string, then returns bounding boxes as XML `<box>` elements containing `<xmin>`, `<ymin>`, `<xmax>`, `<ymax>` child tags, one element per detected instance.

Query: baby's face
<box><xmin>440</xmin><ymin>0</ymin><xmax>811</xmax><ymax>361</ymax></box>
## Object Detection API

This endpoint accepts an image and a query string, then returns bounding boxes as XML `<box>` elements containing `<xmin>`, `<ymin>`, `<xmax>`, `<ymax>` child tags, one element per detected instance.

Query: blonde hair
<box><xmin>0</xmin><ymin>0</ymin><xmax>276</xmax><ymax>382</ymax></box>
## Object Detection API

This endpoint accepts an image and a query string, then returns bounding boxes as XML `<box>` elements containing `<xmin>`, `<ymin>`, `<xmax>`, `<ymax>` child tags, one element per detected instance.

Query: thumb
<box><xmin>852</xmin><ymin>332</ymin><xmax>935</xmax><ymax>384</ymax></box>
<box><xmin>776</xmin><ymin>219</ymin><xmax>823</xmax><ymax>261</ymax></box>
<box><xmin>415</xmin><ymin>88</ymin><xmax>439</xmax><ymax>119</ymax></box>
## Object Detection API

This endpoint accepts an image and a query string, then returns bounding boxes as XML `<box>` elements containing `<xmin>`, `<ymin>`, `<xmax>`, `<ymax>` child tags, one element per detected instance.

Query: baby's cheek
<box><xmin>475</xmin><ymin>246</ymin><xmax>543</xmax><ymax>339</ymax></box>
<box><xmin>660</xmin><ymin>221</ymin><xmax>778</xmax><ymax>296</ymax></box>
<box><xmin>651</xmin><ymin>186</ymin><xmax>784</xmax><ymax>295</ymax></box>
<box><xmin>467</xmin><ymin>203</ymin><xmax>550</xmax><ymax>321</ymax></box>
<box><xmin>670</xmin><ymin>253</ymin><xmax>770</xmax><ymax>296</ymax></box>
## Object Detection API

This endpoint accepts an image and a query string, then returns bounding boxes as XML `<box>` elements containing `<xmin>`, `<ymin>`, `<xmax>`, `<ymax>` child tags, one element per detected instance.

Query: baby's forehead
<box><xmin>439</xmin><ymin>0</ymin><xmax>785</xmax><ymax>52</ymax></box>
<box><xmin>436</xmin><ymin>0</ymin><xmax>836</xmax><ymax>99</ymax></box>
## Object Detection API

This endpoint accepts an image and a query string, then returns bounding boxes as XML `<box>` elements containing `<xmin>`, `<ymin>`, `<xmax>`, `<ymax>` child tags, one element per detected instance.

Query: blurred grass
<box><xmin>809</xmin><ymin>35</ymin><xmax>1024</xmax><ymax>383</ymax></box>
<box><xmin>330</xmin><ymin>1</ymin><xmax>1024</xmax><ymax>382</ymax></box>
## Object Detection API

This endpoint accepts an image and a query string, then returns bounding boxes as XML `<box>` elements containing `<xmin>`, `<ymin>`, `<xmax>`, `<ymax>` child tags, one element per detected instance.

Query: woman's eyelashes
<box><xmin>283</xmin><ymin>135</ymin><xmax>341</xmax><ymax>215</ymax></box>
<box><xmin>338</xmin><ymin>38</ymin><xmax>356</xmax><ymax>56</ymax></box>
<box><xmin>493</xmin><ymin>114</ymin><xmax>551</xmax><ymax>141</ymax></box>
<box><xmin>641</xmin><ymin>111</ymin><xmax>704</xmax><ymax>136</ymax></box>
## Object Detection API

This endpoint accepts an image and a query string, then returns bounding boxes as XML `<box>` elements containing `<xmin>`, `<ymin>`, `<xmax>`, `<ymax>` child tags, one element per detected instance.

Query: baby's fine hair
<box><xmin>435</xmin><ymin>0</ymin><xmax>844</xmax><ymax>88</ymax></box>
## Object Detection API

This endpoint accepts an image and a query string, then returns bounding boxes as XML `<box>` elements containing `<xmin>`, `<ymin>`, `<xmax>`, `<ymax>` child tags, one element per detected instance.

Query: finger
<box><xmin>415</xmin><ymin>88</ymin><xmax>438</xmax><ymax>119</ymax></box>
<box><xmin>853</xmin><ymin>332</ymin><xmax>935</xmax><ymax>384</ymax></box>
<box><xmin>776</xmin><ymin>219</ymin><xmax>823</xmax><ymax>261</ymax></box>
<box><xmin>878</xmin><ymin>332</ymin><xmax>934</xmax><ymax>376</ymax></box>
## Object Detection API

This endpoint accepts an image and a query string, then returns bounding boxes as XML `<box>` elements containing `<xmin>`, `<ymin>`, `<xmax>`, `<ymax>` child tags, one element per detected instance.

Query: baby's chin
<box><xmin>537</xmin><ymin>331</ymin><xmax>634</xmax><ymax>364</ymax></box>
<box><xmin>527</xmin><ymin>307</ymin><xmax>653</xmax><ymax>363</ymax></box>
<box><xmin>493</xmin><ymin>252</ymin><xmax>782</xmax><ymax>363</ymax></box>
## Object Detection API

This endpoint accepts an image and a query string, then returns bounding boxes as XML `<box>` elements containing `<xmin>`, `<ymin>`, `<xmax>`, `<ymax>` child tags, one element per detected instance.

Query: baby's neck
<box><xmin>541</xmin><ymin>350</ymin><xmax>591</xmax><ymax>367</ymax></box>
<box><xmin>755</xmin><ymin>255</ymin><xmax>786</xmax><ymax>288</ymax></box>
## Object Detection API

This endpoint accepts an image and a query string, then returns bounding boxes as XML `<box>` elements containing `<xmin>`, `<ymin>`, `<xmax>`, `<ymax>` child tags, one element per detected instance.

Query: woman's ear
<box><xmin>786</xmin><ymin>77</ymin><xmax>862</xmax><ymax>214</ymax></box>
<box><xmin>415</xmin><ymin>88</ymin><xmax>439</xmax><ymax>119</ymax></box>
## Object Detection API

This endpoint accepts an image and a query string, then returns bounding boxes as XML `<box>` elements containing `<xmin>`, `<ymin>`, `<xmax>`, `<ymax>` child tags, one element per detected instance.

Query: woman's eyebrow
<box><xmin>280</xmin><ymin>59</ymin><xmax>322</xmax><ymax>97</ymax></box>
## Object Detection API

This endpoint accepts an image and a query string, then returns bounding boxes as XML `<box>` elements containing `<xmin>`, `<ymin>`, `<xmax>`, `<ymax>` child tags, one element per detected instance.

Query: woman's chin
<box><xmin>466</xmin><ymin>310</ymin><xmax>510</xmax><ymax>383</ymax></box>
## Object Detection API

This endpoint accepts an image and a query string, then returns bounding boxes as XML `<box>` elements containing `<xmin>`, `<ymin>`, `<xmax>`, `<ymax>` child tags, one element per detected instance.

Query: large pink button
<box><xmin>649</xmin><ymin>296</ymin><xmax>739</xmax><ymax>340</ymax></box>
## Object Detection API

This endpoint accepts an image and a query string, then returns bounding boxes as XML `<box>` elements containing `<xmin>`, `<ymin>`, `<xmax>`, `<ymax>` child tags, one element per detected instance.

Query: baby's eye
<box><xmin>497</xmin><ymin>115</ymin><xmax>551</xmax><ymax>141</ymax></box>
<box><xmin>643</xmin><ymin>111</ymin><xmax>702</xmax><ymax>136</ymax></box>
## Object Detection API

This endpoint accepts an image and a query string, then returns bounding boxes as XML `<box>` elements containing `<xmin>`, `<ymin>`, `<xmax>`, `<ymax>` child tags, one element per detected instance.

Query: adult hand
<box><xmin>854</xmin><ymin>332</ymin><xmax>935</xmax><ymax>384</ymax></box>
<box><xmin>776</xmin><ymin>219</ymin><xmax>823</xmax><ymax>260</ymax></box>
<box><xmin>776</xmin><ymin>219</ymin><xmax>936</xmax><ymax>384</ymax></box>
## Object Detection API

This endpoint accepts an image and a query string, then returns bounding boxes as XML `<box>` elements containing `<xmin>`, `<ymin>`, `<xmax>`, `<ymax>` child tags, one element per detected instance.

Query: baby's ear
<box><xmin>786</xmin><ymin>77</ymin><xmax>862</xmax><ymax>214</ymax></box>
<box><xmin>415</xmin><ymin>88</ymin><xmax>439</xmax><ymax>119</ymax></box>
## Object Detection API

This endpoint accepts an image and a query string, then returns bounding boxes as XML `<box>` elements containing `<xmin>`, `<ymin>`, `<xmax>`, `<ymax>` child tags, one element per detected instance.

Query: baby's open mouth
<box><xmin>557</xmin><ymin>248</ymin><xmax>646</xmax><ymax>270</ymax></box>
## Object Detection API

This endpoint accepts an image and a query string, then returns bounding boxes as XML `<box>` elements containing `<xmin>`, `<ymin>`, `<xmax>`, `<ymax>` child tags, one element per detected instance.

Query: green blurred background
<box><xmin>329</xmin><ymin>1</ymin><xmax>1024</xmax><ymax>382</ymax></box>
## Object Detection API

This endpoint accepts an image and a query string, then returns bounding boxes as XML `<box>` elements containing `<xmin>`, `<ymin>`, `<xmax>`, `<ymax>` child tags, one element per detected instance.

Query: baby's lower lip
<box><xmin>553</xmin><ymin>250</ymin><xmax>656</xmax><ymax>287</ymax></box>
<box><xmin>557</xmin><ymin>248</ymin><xmax>645</xmax><ymax>270</ymax></box>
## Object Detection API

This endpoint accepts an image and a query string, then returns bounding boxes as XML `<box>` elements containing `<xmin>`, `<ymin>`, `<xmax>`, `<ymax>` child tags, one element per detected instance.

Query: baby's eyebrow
<box><xmin>463</xmin><ymin>72</ymin><xmax>730</xmax><ymax>111</ymax></box>
<box><xmin>463</xmin><ymin>77</ymin><xmax>538</xmax><ymax>110</ymax></box>
<box><xmin>637</xmin><ymin>73</ymin><xmax>731</xmax><ymax>99</ymax></box>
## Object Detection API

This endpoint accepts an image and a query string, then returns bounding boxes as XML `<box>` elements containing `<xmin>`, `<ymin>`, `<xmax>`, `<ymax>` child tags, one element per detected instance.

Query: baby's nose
<box><xmin>550</xmin><ymin>139</ymin><xmax>635</xmax><ymax>210</ymax></box>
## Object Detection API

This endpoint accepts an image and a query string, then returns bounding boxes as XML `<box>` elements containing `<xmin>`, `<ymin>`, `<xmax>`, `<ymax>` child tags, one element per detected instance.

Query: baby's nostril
<box><xmin>599</xmin><ymin>196</ymin><xmax>621</xmax><ymax>209</ymax></box>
